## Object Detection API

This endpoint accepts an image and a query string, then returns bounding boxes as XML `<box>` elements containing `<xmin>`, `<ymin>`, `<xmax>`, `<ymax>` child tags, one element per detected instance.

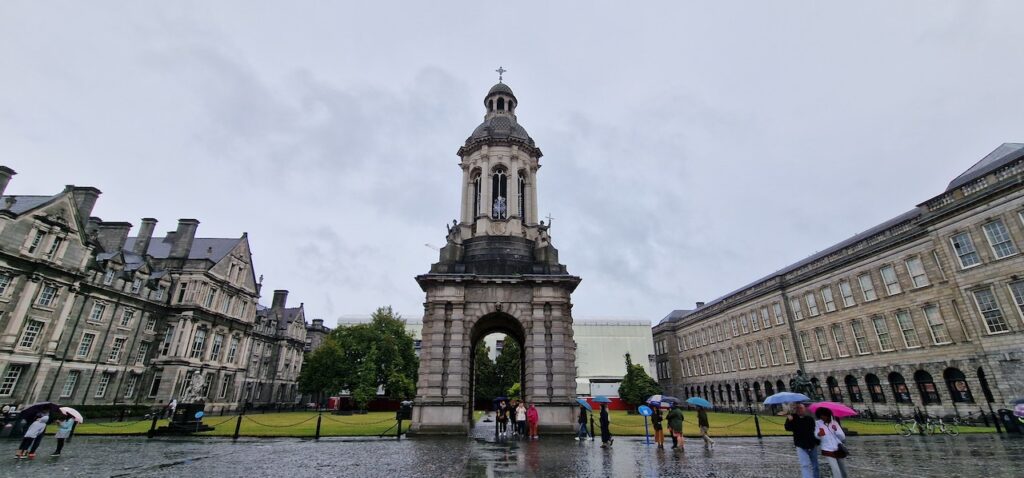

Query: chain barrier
<box><xmin>321</xmin><ymin>414</ymin><xmax>396</xmax><ymax>426</ymax></box>
<box><xmin>243</xmin><ymin>414</ymin><xmax>319</xmax><ymax>428</ymax></box>
<box><xmin>202</xmin><ymin>415</ymin><xmax>240</xmax><ymax>427</ymax></box>
<box><xmin>88</xmin><ymin>418</ymin><xmax>151</xmax><ymax>428</ymax></box>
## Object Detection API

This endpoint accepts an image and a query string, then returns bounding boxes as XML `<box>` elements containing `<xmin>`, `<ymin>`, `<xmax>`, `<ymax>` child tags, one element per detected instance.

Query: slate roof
<box><xmin>946</xmin><ymin>143</ymin><xmax>1024</xmax><ymax>191</ymax></box>
<box><xmin>0</xmin><ymin>195</ymin><xmax>58</xmax><ymax>215</ymax></box>
<box><xmin>256</xmin><ymin>305</ymin><xmax>304</xmax><ymax>331</ymax></box>
<box><xmin>658</xmin><ymin>309</ymin><xmax>697</xmax><ymax>325</ymax></box>
<box><xmin>487</xmin><ymin>82</ymin><xmax>515</xmax><ymax>97</ymax></box>
<box><xmin>96</xmin><ymin>250</ymin><xmax>148</xmax><ymax>271</ymax></box>
<box><xmin>123</xmin><ymin>236</ymin><xmax>240</xmax><ymax>262</ymax></box>
<box><xmin>467</xmin><ymin>115</ymin><xmax>535</xmax><ymax>146</ymax></box>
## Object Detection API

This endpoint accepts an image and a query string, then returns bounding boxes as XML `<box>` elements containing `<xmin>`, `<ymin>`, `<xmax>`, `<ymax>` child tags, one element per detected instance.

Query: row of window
<box><xmin>162</xmin><ymin>325</ymin><xmax>242</xmax><ymax>363</ymax></box>
<box><xmin>99</xmin><ymin>269</ymin><xmax>165</xmax><ymax>299</ymax></box>
<box><xmin>24</xmin><ymin>228</ymin><xmax>67</xmax><ymax>262</ymax></box>
<box><xmin>71</xmin><ymin>331</ymin><xmax>152</xmax><ymax>365</ymax></box>
<box><xmin>680</xmin><ymin>334</ymin><xmax>796</xmax><ymax>379</ymax></box>
<box><xmin>176</xmin><ymin>281</ymin><xmax>252</xmax><ymax>320</ymax></box>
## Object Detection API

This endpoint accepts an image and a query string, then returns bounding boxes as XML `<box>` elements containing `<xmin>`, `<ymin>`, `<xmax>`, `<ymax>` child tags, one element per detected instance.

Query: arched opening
<box><xmin>471</xmin><ymin>170</ymin><xmax>482</xmax><ymax>218</ymax></box>
<box><xmin>702</xmin><ymin>385</ymin><xmax>708</xmax><ymax>398</ymax></box>
<box><xmin>776</xmin><ymin>379</ymin><xmax>786</xmax><ymax>393</ymax></box>
<box><xmin>468</xmin><ymin>313</ymin><xmax>526</xmax><ymax>426</ymax></box>
<box><xmin>810</xmin><ymin>377</ymin><xmax>824</xmax><ymax>400</ymax></box>
<box><xmin>488</xmin><ymin>99</ymin><xmax>494</xmax><ymax>112</ymax></box>
<box><xmin>764</xmin><ymin>380</ymin><xmax>775</xmax><ymax>396</ymax></box>
<box><xmin>866</xmin><ymin>374</ymin><xmax>885</xmax><ymax>403</ymax></box>
<box><xmin>517</xmin><ymin>170</ymin><xmax>527</xmax><ymax>220</ymax></box>
<box><xmin>743</xmin><ymin>382</ymin><xmax>752</xmax><ymax>404</ymax></box>
<box><xmin>889</xmin><ymin>372</ymin><xmax>912</xmax><ymax>403</ymax></box>
<box><xmin>826</xmin><ymin>376</ymin><xmax>843</xmax><ymax>402</ymax></box>
<box><xmin>944</xmin><ymin>367</ymin><xmax>974</xmax><ymax>403</ymax></box>
<box><xmin>915</xmin><ymin>370</ymin><xmax>941</xmax><ymax>405</ymax></box>
<box><xmin>845</xmin><ymin>375</ymin><xmax>863</xmax><ymax>403</ymax></box>
<box><xmin>718</xmin><ymin>384</ymin><xmax>724</xmax><ymax>403</ymax></box>
<box><xmin>497</xmin><ymin>97</ymin><xmax>505</xmax><ymax>111</ymax></box>
<box><xmin>491</xmin><ymin>167</ymin><xmax>508</xmax><ymax>220</ymax></box>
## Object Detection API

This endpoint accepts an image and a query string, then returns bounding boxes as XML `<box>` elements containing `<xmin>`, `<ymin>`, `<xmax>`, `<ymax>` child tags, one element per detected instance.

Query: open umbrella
<box><xmin>763</xmin><ymin>392</ymin><xmax>811</xmax><ymax>405</ymax></box>
<box><xmin>685</xmin><ymin>397</ymin><xmax>713</xmax><ymax>409</ymax></box>
<box><xmin>646</xmin><ymin>394</ymin><xmax>681</xmax><ymax>407</ymax></box>
<box><xmin>809</xmin><ymin>402</ymin><xmax>858</xmax><ymax>419</ymax></box>
<box><xmin>59</xmin><ymin>406</ymin><xmax>84</xmax><ymax>423</ymax></box>
<box><xmin>576</xmin><ymin>398</ymin><xmax>593</xmax><ymax>411</ymax></box>
<box><xmin>17</xmin><ymin>402</ymin><xmax>61</xmax><ymax>421</ymax></box>
<box><xmin>592</xmin><ymin>395</ymin><xmax>612</xmax><ymax>404</ymax></box>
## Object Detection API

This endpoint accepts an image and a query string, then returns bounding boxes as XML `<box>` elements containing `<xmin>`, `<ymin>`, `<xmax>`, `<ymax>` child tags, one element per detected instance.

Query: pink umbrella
<box><xmin>809</xmin><ymin>402</ymin><xmax>858</xmax><ymax>419</ymax></box>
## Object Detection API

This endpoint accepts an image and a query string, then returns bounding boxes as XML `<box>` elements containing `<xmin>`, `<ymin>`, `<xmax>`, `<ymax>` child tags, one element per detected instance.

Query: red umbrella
<box><xmin>809</xmin><ymin>402</ymin><xmax>858</xmax><ymax>419</ymax></box>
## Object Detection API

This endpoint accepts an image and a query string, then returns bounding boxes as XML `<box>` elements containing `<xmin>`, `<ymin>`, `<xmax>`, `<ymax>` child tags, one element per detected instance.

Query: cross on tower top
<box><xmin>495</xmin><ymin>66</ymin><xmax>507</xmax><ymax>83</ymax></box>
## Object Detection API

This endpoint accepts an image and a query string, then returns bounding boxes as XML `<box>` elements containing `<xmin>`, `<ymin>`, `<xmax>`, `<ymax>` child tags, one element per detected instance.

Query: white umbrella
<box><xmin>59</xmin><ymin>406</ymin><xmax>84</xmax><ymax>423</ymax></box>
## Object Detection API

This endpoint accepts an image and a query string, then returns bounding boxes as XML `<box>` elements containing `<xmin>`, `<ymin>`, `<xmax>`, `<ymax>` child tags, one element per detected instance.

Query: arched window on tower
<box><xmin>518</xmin><ymin>171</ymin><xmax>526</xmax><ymax>220</ymax></box>
<box><xmin>488</xmin><ymin>99</ymin><xmax>494</xmax><ymax>112</ymax></box>
<box><xmin>472</xmin><ymin>172</ymin><xmax>481</xmax><ymax>218</ymax></box>
<box><xmin>492</xmin><ymin>167</ymin><xmax>508</xmax><ymax>219</ymax></box>
<box><xmin>497</xmin><ymin>97</ymin><xmax>505</xmax><ymax>111</ymax></box>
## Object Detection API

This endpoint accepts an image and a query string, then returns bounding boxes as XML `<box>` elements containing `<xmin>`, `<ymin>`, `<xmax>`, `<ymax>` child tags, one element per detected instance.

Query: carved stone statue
<box><xmin>182</xmin><ymin>372</ymin><xmax>206</xmax><ymax>403</ymax></box>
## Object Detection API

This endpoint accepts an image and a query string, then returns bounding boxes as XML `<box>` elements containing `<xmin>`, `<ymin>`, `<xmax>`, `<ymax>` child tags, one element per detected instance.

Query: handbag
<box><xmin>826</xmin><ymin>423</ymin><xmax>850</xmax><ymax>458</ymax></box>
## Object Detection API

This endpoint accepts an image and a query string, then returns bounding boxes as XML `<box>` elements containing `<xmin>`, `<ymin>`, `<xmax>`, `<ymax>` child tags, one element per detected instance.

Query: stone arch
<box><xmin>865</xmin><ymin>373</ymin><xmax>885</xmax><ymax>403</ymax></box>
<box><xmin>943</xmin><ymin>367</ymin><xmax>974</xmax><ymax>403</ymax></box>
<box><xmin>844</xmin><ymin>375</ymin><xmax>863</xmax><ymax>403</ymax></box>
<box><xmin>776</xmin><ymin>379</ymin><xmax>786</xmax><ymax>393</ymax></box>
<box><xmin>914</xmin><ymin>369</ymin><xmax>940</xmax><ymax>405</ymax></box>
<box><xmin>826</xmin><ymin>376</ymin><xmax>842</xmax><ymax>402</ymax></box>
<box><xmin>468</xmin><ymin>312</ymin><xmax>527</xmax><ymax>420</ymax></box>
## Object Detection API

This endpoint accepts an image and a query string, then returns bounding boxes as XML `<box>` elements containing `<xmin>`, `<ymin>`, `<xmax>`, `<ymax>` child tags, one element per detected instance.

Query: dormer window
<box><xmin>44</xmin><ymin>236</ymin><xmax>63</xmax><ymax>259</ymax></box>
<box><xmin>103</xmin><ymin>270</ymin><xmax>115</xmax><ymax>286</ymax></box>
<box><xmin>130</xmin><ymin>279</ymin><xmax>142</xmax><ymax>294</ymax></box>
<box><xmin>27</xmin><ymin>230</ymin><xmax>45</xmax><ymax>254</ymax></box>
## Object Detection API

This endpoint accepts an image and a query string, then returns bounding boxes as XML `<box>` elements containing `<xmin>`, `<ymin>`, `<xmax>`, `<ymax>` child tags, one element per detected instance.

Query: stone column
<box><xmin>45</xmin><ymin>286</ymin><xmax>80</xmax><ymax>354</ymax></box>
<box><xmin>0</xmin><ymin>275</ymin><xmax>41</xmax><ymax>350</ymax></box>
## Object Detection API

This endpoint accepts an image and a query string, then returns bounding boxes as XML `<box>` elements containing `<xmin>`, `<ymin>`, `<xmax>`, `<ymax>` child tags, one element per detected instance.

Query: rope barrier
<box><xmin>242</xmin><ymin>415</ymin><xmax>319</xmax><ymax>428</ymax></box>
<box><xmin>88</xmin><ymin>419</ymin><xmax>150</xmax><ymax>428</ymax></box>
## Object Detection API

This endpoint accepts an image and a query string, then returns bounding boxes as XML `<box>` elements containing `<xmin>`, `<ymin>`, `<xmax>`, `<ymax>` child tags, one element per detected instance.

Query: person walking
<box><xmin>666</xmin><ymin>403</ymin><xmax>684</xmax><ymax>450</ymax></box>
<box><xmin>576</xmin><ymin>405</ymin><xmax>590</xmax><ymax>441</ymax></box>
<box><xmin>651</xmin><ymin>406</ymin><xmax>665</xmax><ymax>448</ymax></box>
<box><xmin>815</xmin><ymin>408</ymin><xmax>849</xmax><ymax>478</ymax></box>
<box><xmin>599</xmin><ymin>403</ymin><xmax>613</xmax><ymax>447</ymax></box>
<box><xmin>15</xmin><ymin>415</ymin><xmax>48</xmax><ymax>459</ymax></box>
<box><xmin>527</xmin><ymin>402</ymin><xmax>540</xmax><ymax>440</ymax></box>
<box><xmin>784</xmin><ymin>403</ymin><xmax>821</xmax><ymax>478</ymax></box>
<box><xmin>167</xmin><ymin>398</ymin><xmax>178</xmax><ymax>419</ymax></box>
<box><xmin>496</xmin><ymin>400</ymin><xmax>509</xmax><ymax>437</ymax></box>
<box><xmin>52</xmin><ymin>416</ymin><xmax>75</xmax><ymax>456</ymax></box>
<box><xmin>515</xmin><ymin>401</ymin><xmax>527</xmax><ymax>438</ymax></box>
<box><xmin>697</xmin><ymin>407</ymin><xmax>714</xmax><ymax>447</ymax></box>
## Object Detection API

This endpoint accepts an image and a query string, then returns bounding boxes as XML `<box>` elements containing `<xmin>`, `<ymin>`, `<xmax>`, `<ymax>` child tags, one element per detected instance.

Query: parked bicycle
<box><xmin>896</xmin><ymin>416</ymin><xmax>958</xmax><ymax>436</ymax></box>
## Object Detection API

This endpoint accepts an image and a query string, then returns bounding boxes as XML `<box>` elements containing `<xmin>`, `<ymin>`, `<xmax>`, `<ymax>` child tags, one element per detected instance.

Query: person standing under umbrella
<box><xmin>815</xmin><ymin>408</ymin><xmax>849</xmax><ymax>478</ymax></box>
<box><xmin>599</xmin><ymin>403</ymin><xmax>613</xmax><ymax>447</ymax></box>
<box><xmin>52</xmin><ymin>416</ymin><xmax>74</xmax><ymax>456</ymax></box>
<box><xmin>15</xmin><ymin>415</ymin><xmax>48</xmax><ymax>459</ymax></box>
<box><xmin>651</xmin><ymin>406</ymin><xmax>665</xmax><ymax>448</ymax></box>
<box><xmin>697</xmin><ymin>407</ymin><xmax>714</xmax><ymax>447</ymax></box>
<box><xmin>575</xmin><ymin>405</ymin><xmax>590</xmax><ymax>440</ymax></box>
<box><xmin>666</xmin><ymin>403</ymin><xmax>684</xmax><ymax>450</ymax></box>
<box><xmin>784</xmin><ymin>403</ymin><xmax>820</xmax><ymax>478</ymax></box>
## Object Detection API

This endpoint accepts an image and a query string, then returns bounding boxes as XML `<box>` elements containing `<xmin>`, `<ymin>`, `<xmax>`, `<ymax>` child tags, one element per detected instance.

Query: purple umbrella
<box><xmin>809</xmin><ymin>402</ymin><xmax>858</xmax><ymax>419</ymax></box>
<box><xmin>17</xmin><ymin>402</ymin><xmax>61</xmax><ymax>421</ymax></box>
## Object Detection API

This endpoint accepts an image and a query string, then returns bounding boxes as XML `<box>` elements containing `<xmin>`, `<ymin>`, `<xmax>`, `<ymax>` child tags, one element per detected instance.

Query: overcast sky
<box><xmin>3</xmin><ymin>2</ymin><xmax>1023</xmax><ymax>325</ymax></box>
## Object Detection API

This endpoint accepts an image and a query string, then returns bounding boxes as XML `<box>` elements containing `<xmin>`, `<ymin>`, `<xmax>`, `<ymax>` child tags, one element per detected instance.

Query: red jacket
<box><xmin>527</xmin><ymin>406</ymin><xmax>539</xmax><ymax>424</ymax></box>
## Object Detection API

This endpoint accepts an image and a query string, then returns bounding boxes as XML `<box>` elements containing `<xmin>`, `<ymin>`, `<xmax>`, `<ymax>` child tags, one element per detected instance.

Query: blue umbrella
<box><xmin>763</xmin><ymin>391</ymin><xmax>811</xmax><ymax>405</ymax></box>
<box><xmin>686</xmin><ymin>397</ymin><xmax>713</xmax><ymax>409</ymax></box>
<box><xmin>576</xmin><ymin>398</ymin><xmax>593</xmax><ymax>411</ymax></box>
<box><xmin>646</xmin><ymin>394</ymin><xmax>681</xmax><ymax>407</ymax></box>
<box><xmin>592</xmin><ymin>395</ymin><xmax>612</xmax><ymax>404</ymax></box>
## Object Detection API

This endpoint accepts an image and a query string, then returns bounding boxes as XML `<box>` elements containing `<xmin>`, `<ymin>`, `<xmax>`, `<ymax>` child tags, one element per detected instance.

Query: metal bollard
<box><xmin>147</xmin><ymin>414</ymin><xmax>158</xmax><ymax>438</ymax></box>
<box><xmin>315</xmin><ymin>413</ymin><xmax>322</xmax><ymax>440</ymax></box>
<box><xmin>752</xmin><ymin>409</ymin><xmax>762</xmax><ymax>439</ymax></box>
<box><xmin>397</xmin><ymin>418</ymin><xmax>403</xmax><ymax>441</ymax></box>
<box><xmin>233</xmin><ymin>415</ymin><xmax>243</xmax><ymax>439</ymax></box>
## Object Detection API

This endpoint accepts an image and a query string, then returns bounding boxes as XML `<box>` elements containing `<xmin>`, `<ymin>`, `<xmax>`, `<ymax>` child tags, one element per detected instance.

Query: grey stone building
<box><xmin>653</xmin><ymin>143</ymin><xmax>1024</xmax><ymax>418</ymax></box>
<box><xmin>245</xmin><ymin>290</ymin><xmax>306</xmax><ymax>405</ymax></box>
<box><xmin>0</xmin><ymin>167</ymin><xmax>306</xmax><ymax>412</ymax></box>
<box><xmin>304</xmin><ymin>318</ymin><xmax>332</xmax><ymax>354</ymax></box>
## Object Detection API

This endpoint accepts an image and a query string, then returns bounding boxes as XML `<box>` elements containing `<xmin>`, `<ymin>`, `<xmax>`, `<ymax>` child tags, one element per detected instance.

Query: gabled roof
<box><xmin>96</xmin><ymin>250</ymin><xmax>148</xmax><ymax>272</ymax></box>
<box><xmin>256</xmin><ymin>305</ymin><xmax>305</xmax><ymax>332</ymax></box>
<box><xmin>658</xmin><ymin>309</ymin><xmax>697</xmax><ymax>325</ymax></box>
<box><xmin>123</xmin><ymin>236</ymin><xmax>241</xmax><ymax>262</ymax></box>
<box><xmin>947</xmin><ymin>143</ymin><xmax>1024</xmax><ymax>191</ymax></box>
<box><xmin>0</xmin><ymin>195</ymin><xmax>60</xmax><ymax>215</ymax></box>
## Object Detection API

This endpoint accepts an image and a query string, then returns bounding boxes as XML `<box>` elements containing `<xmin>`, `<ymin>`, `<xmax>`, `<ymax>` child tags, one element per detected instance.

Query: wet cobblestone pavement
<box><xmin>3</xmin><ymin>422</ymin><xmax>1022</xmax><ymax>477</ymax></box>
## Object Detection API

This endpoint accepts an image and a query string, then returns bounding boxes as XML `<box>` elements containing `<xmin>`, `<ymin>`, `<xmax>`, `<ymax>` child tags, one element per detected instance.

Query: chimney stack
<box><xmin>272</xmin><ymin>290</ymin><xmax>289</xmax><ymax>309</ymax></box>
<box><xmin>0</xmin><ymin>166</ymin><xmax>15</xmax><ymax>196</ymax></box>
<box><xmin>312</xmin><ymin>319</ymin><xmax>324</xmax><ymax>327</ymax></box>
<box><xmin>69</xmin><ymin>186</ymin><xmax>102</xmax><ymax>223</ymax></box>
<box><xmin>96</xmin><ymin>221</ymin><xmax>133</xmax><ymax>252</ymax></box>
<box><xmin>133</xmin><ymin>218</ymin><xmax>158</xmax><ymax>256</ymax></box>
<box><xmin>696</xmin><ymin>302</ymin><xmax>705</xmax><ymax>308</ymax></box>
<box><xmin>169</xmin><ymin>219</ymin><xmax>200</xmax><ymax>259</ymax></box>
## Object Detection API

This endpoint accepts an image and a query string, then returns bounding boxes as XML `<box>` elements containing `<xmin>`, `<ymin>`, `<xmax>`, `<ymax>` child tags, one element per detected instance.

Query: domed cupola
<box><xmin>462</xmin><ymin>80</ymin><xmax>538</xmax><ymax>154</ymax></box>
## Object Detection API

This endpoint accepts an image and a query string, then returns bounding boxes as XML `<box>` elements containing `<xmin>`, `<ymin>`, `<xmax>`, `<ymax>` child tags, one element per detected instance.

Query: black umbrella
<box><xmin>17</xmin><ymin>402</ymin><xmax>61</xmax><ymax>421</ymax></box>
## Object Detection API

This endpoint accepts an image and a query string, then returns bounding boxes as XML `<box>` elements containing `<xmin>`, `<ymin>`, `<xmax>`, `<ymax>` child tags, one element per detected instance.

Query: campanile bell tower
<box><xmin>410</xmin><ymin>73</ymin><xmax>581</xmax><ymax>435</ymax></box>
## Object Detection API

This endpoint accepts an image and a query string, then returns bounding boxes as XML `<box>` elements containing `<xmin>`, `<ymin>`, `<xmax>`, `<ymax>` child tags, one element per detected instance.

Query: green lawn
<box><xmin>601</xmin><ymin>410</ymin><xmax>997</xmax><ymax>437</ymax></box>
<box><xmin>74</xmin><ymin>411</ymin><xmax>403</xmax><ymax>438</ymax></box>
<box><xmin>70</xmin><ymin>409</ymin><xmax>998</xmax><ymax>438</ymax></box>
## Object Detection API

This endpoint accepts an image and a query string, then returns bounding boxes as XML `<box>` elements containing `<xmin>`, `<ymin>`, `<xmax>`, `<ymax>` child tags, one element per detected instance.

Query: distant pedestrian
<box><xmin>576</xmin><ymin>405</ymin><xmax>590</xmax><ymax>440</ymax></box>
<box><xmin>496</xmin><ymin>400</ymin><xmax>509</xmax><ymax>437</ymax></box>
<box><xmin>515</xmin><ymin>401</ymin><xmax>527</xmax><ymax>438</ymax></box>
<box><xmin>167</xmin><ymin>398</ymin><xmax>178</xmax><ymax>419</ymax></box>
<box><xmin>815</xmin><ymin>408</ymin><xmax>849</xmax><ymax>478</ymax></box>
<box><xmin>527</xmin><ymin>402</ymin><xmax>540</xmax><ymax>439</ymax></box>
<box><xmin>599</xmin><ymin>403</ymin><xmax>613</xmax><ymax>447</ymax></box>
<box><xmin>784</xmin><ymin>403</ymin><xmax>821</xmax><ymax>478</ymax></box>
<box><xmin>651</xmin><ymin>406</ymin><xmax>665</xmax><ymax>448</ymax></box>
<box><xmin>697</xmin><ymin>408</ymin><xmax>714</xmax><ymax>447</ymax></box>
<box><xmin>15</xmin><ymin>415</ymin><xmax>48</xmax><ymax>459</ymax></box>
<box><xmin>666</xmin><ymin>403</ymin><xmax>684</xmax><ymax>450</ymax></box>
<box><xmin>52</xmin><ymin>416</ymin><xmax>75</xmax><ymax>456</ymax></box>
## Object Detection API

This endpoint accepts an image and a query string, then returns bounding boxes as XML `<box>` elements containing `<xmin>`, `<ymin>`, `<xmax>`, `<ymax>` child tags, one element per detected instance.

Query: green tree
<box><xmin>618</xmin><ymin>353</ymin><xmax>662</xmax><ymax>407</ymax></box>
<box><xmin>507</xmin><ymin>382</ymin><xmax>521</xmax><ymax>400</ymax></box>
<box><xmin>474</xmin><ymin>341</ymin><xmax>502</xmax><ymax>402</ymax></box>
<box><xmin>495</xmin><ymin>336</ymin><xmax>521</xmax><ymax>396</ymax></box>
<box><xmin>297</xmin><ymin>305</ymin><xmax>418</xmax><ymax>410</ymax></box>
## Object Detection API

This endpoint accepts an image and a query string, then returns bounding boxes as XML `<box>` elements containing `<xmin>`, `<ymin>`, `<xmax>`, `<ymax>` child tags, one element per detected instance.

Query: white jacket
<box><xmin>23</xmin><ymin>417</ymin><xmax>49</xmax><ymax>439</ymax></box>
<box><xmin>815</xmin><ymin>419</ymin><xmax>846</xmax><ymax>452</ymax></box>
